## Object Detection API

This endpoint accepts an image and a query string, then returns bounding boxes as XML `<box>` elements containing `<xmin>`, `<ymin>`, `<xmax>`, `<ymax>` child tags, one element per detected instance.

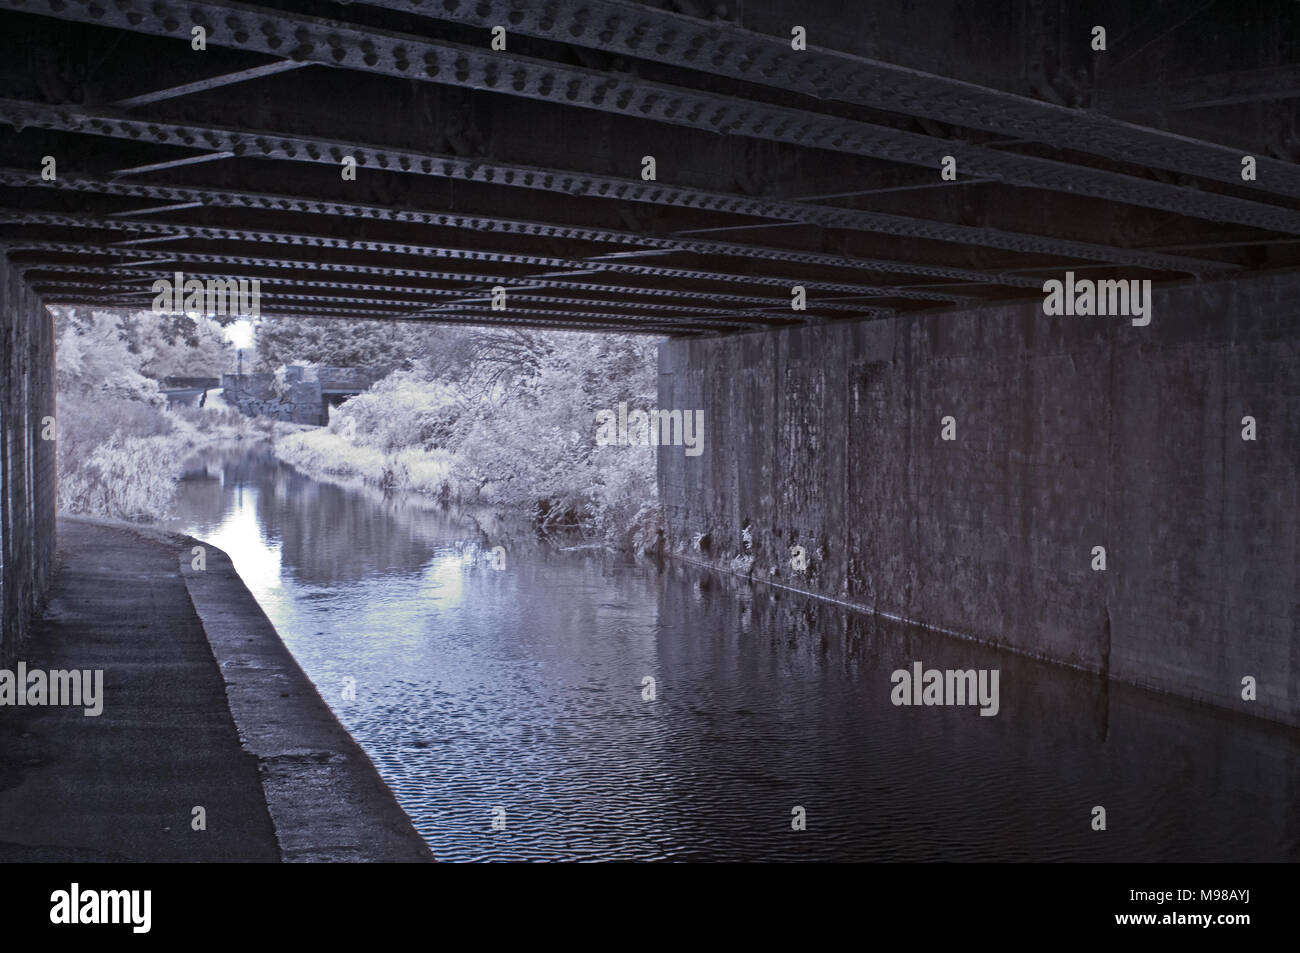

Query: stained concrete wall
<box><xmin>222</xmin><ymin>371</ymin><xmax>327</xmax><ymax>425</ymax></box>
<box><xmin>0</xmin><ymin>253</ymin><xmax>56</xmax><ymax>666</ymax></box>
<box><xmin>659</xmin><ymin>269</ymin><xmax>1300</xmax><ymax>726</ymax></box>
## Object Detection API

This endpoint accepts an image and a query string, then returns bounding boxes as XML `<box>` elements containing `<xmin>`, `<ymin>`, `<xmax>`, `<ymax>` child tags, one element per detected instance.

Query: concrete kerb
<box><xmin>77</xmin><ymin>515</ymin><xmax>434</xmax><ymax>863</ymax></box>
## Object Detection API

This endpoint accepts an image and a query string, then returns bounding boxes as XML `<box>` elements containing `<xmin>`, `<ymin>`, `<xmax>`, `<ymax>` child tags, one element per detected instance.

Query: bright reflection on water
<box><xmin>166</xmin><ymin>443</ymin><xmax>1300</xmax><ymax>862</ymax></box>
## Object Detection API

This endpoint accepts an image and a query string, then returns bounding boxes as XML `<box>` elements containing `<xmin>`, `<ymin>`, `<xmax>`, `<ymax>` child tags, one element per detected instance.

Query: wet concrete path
<box><xmin>0</xmin><ymin>518</ymin><xmax>431</xmax><ymax>862</ymax></box>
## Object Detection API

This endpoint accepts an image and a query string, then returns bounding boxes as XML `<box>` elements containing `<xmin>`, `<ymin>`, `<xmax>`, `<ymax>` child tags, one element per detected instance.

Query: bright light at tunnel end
<box><xmin>225</xmin><ymin>319</ymin><xmax>256</xmax><ymax>350</ymax></box>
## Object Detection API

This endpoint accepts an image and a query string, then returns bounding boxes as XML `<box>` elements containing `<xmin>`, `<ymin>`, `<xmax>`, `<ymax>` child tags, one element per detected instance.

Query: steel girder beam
<box><xmin>113</xmin><ymin>61</ymin><xmax>311</xmax><ymax>108</ymax></box>
<box><xmin>23</xmin><ymin>273</ymin><xmax>809</xmax><ymax>325</ymax></box>
<box><xmin>5</xmin><ymin>0</ymin><xmax>1300</xmax><ymax>231</ymax></box>
<box><xmin>4</xmin><ymin>241</ymin><xmax>893</xmax><ymax>309</ymax></box>
<box><xmin>0</xmin><ymin>99</ymin><xmax>1234</xmax><ymax>274</ymax></box>
<box><xmin>37</xmin><ymin>289</ymin><xmax>705</xmax><ymax>330</ymax></box>
<box><xmin>34</xmin><ymin>281</ymin><xmax>761</xmax><ymax>330</ymax></box>
<box><xmin>8</xmin><ymin>254</ymin><xmax>862</xmax><ymax>314</ymax></box>
<box><xmin>18</xmin><ymin>268</ymin><xmax>891</xmax><ymax>319</ymax></box>
<box><xmin>7</xmin><ymin>244</ymin><xmax>896</xmax><ymax>329</ymax></box>
<box><xmin>347</xmin><ymin>0</ymin><xmax>1300</xmax><ymax>198</ymax></box>
<box><xmin>0</xmin><ymin>207</ymin><xmax>978</xmax><ymax>301</ymax></box>
<box><xmin>31</xmin><ymin>281</ymin><xmax>449</xmax><ymax>313</ymax></box>
<box><xmin>18</xmin><ymin>269</ymin><xmax>787</xmax><ymax>315</ymax></box>
<box><xmin>0</xmin><ymin>197</ymin><xmax>982</xmax><ymax>308</ymax></box>
<box><xmin>39</xmin><ymin>294</ymin><xmax>717</xmax><ymax>334</ymax></box>
<box><xmin>0</xmin><ymin>168</ymin><xmax>1046</xmax><ymax>288</ymax></box>
<box><xmin>109</xmin><ymin>151</ymin><xmax>237</xmax><ymax>176</ymax></box>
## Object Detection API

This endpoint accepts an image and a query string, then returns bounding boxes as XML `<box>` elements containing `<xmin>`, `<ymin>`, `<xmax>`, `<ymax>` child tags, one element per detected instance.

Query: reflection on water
<box><xmin>167</xmin><ymin>443</ymin><xmax>1300</xmax><ymax>862</ymax></box>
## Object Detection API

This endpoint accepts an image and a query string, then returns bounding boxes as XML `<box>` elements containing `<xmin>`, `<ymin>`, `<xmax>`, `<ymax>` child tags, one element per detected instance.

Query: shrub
<box><xmin>276</xmin><ymin>330</ymin><xmax>662</xmax><ymax>548</ymax></box>
<box><xmin>328</xmin><ymin>372</ymin><xmax>463</xmax><ymax>453</ymax></box>
<box><xmin>56</xmin><ymin>392</ymin><xmax>176</xmax><ymax>499</ymax></box>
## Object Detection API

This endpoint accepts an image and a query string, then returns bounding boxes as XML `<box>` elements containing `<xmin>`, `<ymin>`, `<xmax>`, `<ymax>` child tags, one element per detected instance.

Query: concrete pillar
<box><xmin>0</xmin><ymin>253</ymin><xmax>57</xmax><ymax>665</ymax></box>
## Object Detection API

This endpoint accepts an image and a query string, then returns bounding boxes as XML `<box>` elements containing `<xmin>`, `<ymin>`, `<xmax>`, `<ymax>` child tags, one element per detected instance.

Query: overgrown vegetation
<box><xmin>50</xmin><ymin>306</ymin><xmax>664</xmax><ymax>548</ymax></box>
<box><xmin>269</xmin><ymin>322</ymin><xmax>662</xmax><ymax>550</ymax></box>
<box><xmin>52</xmin><ymin>307</ymin><xmax>258</xmax><ymax>520</ymax></box>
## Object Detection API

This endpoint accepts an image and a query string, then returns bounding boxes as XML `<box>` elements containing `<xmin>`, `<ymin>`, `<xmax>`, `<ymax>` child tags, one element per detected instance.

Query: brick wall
<box><xmin>0</xmin><ymin>253</ymin><xmax>56</xmax><ymax>666</ymax></box>
<box><xmin>659</xmin><ymin>269</ymin><xmax>1300</xmax><ymax>725</ymax></box>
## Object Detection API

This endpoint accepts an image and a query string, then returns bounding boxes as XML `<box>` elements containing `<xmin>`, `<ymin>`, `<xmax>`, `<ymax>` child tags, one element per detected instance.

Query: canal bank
<box><xmin>0</xmin><ymin>516</ymin><xmax>432</xmax><ymax>863</ymax></box>
<box><xmin>158</xmin><ymin>444</ymin><xmax>1300</xmax><ymax>861</ymax></box>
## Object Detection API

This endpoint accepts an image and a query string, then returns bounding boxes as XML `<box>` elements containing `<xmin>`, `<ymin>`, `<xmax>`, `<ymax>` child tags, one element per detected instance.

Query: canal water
<box><xmin>166</xmin><ymin>442</ymin><xmax>1300</xmax><ymax>862</ymax></box>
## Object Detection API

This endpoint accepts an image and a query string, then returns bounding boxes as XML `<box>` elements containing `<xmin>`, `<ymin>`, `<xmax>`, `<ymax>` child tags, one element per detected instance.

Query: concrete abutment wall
<box><xmin>0</xmin><ymin>253</ymin><xmax>57</xmax><ymax>666</ymax></box>
<box><xmin>658</xmin><ymin>270</ymin><xmax>1300</xmax><ymax>726</ymax></box>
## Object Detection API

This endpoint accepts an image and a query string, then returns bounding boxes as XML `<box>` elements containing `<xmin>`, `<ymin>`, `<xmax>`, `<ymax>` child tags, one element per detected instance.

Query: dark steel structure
<box><xmin>1</xmin><ymin>0</ymin><xmax>1297</xmax><ymax>334</ymax></box>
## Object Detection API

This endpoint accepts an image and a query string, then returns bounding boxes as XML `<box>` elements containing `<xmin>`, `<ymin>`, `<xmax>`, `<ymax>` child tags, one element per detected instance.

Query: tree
<box><xmin>253</xmin><ymin>315</ymin><xmax>467</xmax><ymax>371</ymax></box>
<box><xmin>53</xmin><ymin>308</ymin><xmax>163</xmax><ymax>404</ymax></box>
<box><xmin>54</xmin><ymin>306</ymin><xmax>236</xmax><ymax>382</ymax></box>
<box><xmin>140</xmin><ymin>314</ymin><xmax>234</xmax><ymax>378</ymax></box>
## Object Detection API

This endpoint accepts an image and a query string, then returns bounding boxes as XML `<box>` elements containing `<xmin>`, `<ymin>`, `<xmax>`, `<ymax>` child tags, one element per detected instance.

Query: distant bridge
<box><xmin>158</xmin><ymin>376</ymin><xmax>222</xmax><ymax>408</ymax></box>
<box><xmin>221</xmin><ymin>365</ymin><xmax>388</xmax><ymax>425</ymax></box>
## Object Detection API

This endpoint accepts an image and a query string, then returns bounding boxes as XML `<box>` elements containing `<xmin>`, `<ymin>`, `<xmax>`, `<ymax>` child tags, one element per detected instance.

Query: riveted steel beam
<box><xmin>113</xmin><ymin>61</ymin><xmax>311</xmax><ymax>108</ymax></box>
<box><xmin>0</xmin><ymin>168</ymin><xmax>1046</xmax><ymax>288</ymax></box>
<box><xmin>0</xmin><ymin>99</ymin><xmax>1234</xmax><ymax>274</ymax></box>
<box><xmin>35</xmin><ymin>280</ymin><xmax>765</xmax><ymax>329</ymax></box>
<box><xmin>25</xmin><ymin>275</ymin><xmax>801</xmax><ymax>326</ymax></box>
<box><xmin>111</xmin><ymin>151</ymin><xmax>237</xmax><ymax>176</ymax></box>
<box><xmin>0</xmin><ymin>208</ymin><xmax>999</xmax><ymax>301</ymax></box>
<box><xmin>41</xmin><ymin>293</ymin><xmax>718</xmax><ymax>334</ymax></box>
<box><xmin>36</xmin><ymin>286</ymin><xmax>710</xmax><ymax>330</ymax></box>
<box><xmin>347</xmin><ymin>0</ymin><xmax>1300</xmax><ymax>199</ymax></box>
<box><xmin>39</xmin><ymin>294</ymin><xmax>736</xmax><ymax>334</ymax></box>
<box><xmin>24</xmin><ymin>269</ymin><xmax>892</xmax><ymax>317</ymax></box>
<box><xmin>6</xmin><ymin>243</ymin><xmax>901</xmax><ymax>326</ymax></box>
<box><xmin>4</xmin><ymin>0</ymin><xmax>1297</xmax><ymax>227</ymax></box>
<box><xmin>19</xmin><ymin>268</ymin><xmax>795</xmax><ymax>315</ymax></box>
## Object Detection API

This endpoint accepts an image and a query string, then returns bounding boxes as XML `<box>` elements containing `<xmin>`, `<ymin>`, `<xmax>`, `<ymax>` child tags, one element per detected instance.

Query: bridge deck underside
<box><xmin>1</xmin><ymin>0</ymin><xmax>1298</xmax><ymax>336</ymax></box>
